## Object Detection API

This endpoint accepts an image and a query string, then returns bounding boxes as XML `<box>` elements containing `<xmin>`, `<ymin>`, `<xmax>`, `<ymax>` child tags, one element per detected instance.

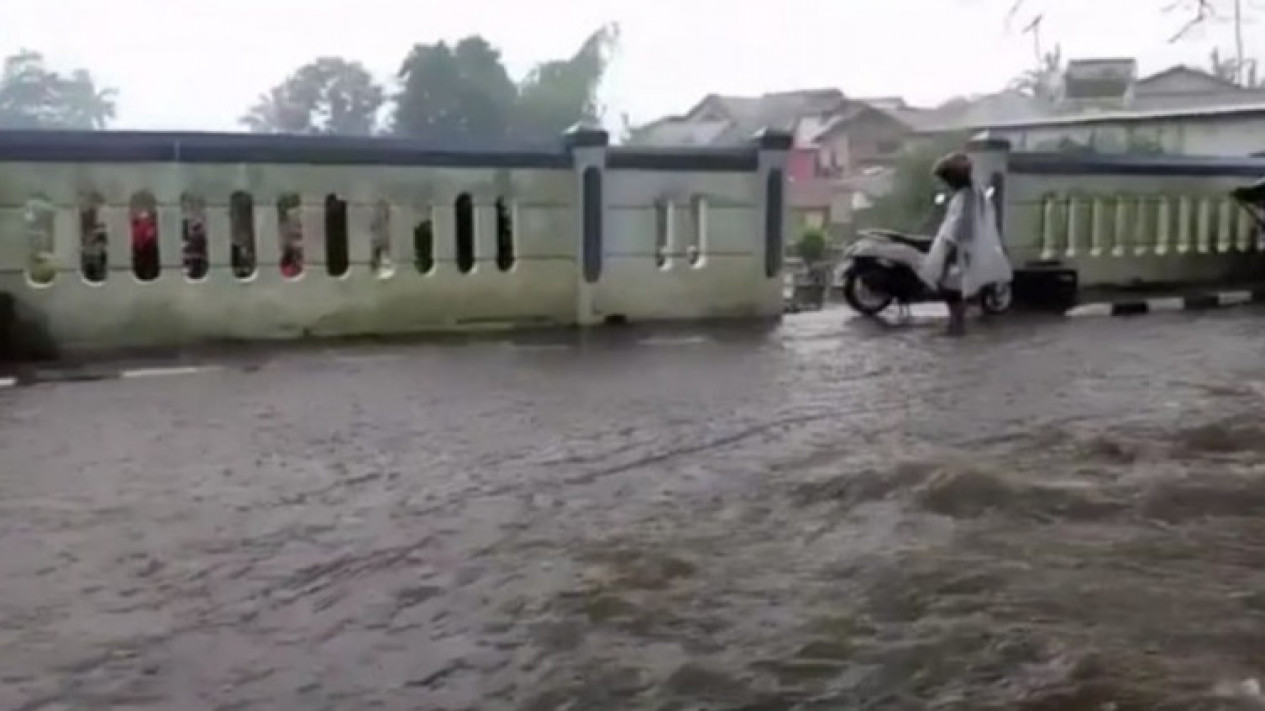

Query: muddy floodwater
<box><xmin>6</xmin><ymin>308</ymin><xmax>1265</xmax><ymax>710</ymax></box>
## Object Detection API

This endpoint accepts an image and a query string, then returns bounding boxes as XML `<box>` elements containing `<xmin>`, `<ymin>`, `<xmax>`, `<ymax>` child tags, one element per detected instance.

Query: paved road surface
<box><xmin>4</xmin><ymin>307</ymin><xmax>1265</xmax><ymax>710</ymax></box>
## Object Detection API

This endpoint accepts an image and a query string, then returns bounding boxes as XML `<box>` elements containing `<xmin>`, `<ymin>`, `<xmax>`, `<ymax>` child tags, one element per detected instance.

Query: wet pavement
<box><xmin>5</xmin><ymin>307</ymin><xmax>1265</xmax><ymax>709</ymax></box>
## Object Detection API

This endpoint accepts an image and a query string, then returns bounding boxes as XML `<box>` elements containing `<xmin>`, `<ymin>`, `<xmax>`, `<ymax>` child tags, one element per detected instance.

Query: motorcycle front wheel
<box><xmin>843</xmin><ymin>270</ymin><xmax>894</xmax><ymax>316</ymax></box>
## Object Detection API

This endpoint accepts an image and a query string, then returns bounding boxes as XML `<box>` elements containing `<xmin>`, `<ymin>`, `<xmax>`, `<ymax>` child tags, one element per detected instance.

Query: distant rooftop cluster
<box><xmin>631</xmin><ymin>60</ymin><xmax>1265</xmax><ymax>146</ymax></box>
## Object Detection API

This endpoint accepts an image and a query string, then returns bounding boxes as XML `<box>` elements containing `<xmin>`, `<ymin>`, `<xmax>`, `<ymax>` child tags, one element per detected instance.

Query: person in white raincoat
<box><xmin>917</xmin><ymin>152</ymin><xmax>1013</xmax><ymax>336</ymax></box>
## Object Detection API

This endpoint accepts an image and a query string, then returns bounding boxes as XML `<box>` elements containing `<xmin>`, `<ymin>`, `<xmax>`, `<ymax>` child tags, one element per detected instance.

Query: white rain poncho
<box><xmin>917</xmin><ymin>186</ymin><xmax>1013</xmax><ymax>297</ymax></box>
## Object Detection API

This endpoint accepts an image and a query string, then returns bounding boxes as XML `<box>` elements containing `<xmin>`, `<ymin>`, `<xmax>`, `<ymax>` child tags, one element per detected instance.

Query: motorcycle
<box><xmin>839</xmin><ymin>193</ymin><xmax>1013</xmax><ymax>318</ymax></box>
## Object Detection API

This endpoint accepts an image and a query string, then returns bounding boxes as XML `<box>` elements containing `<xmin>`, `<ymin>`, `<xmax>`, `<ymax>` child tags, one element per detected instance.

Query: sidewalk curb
<box><xmin>1066</xmin><ymin>289</ymin><xmax>1259</xmax><ymax>318</ymax></box>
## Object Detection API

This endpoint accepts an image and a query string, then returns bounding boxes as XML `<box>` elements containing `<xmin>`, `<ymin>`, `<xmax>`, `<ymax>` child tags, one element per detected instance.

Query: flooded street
<box><xmin>6</xmin><ymin>308</ymin><xmax>1265</xmax><ymax>709</ymax></box>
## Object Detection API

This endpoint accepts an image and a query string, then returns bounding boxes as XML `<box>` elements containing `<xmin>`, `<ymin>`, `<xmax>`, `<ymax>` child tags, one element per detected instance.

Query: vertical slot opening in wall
<box><xmin>414</xmin><ymin>207</ymin><xmax>435</xmax><ymax>274</ymax></box>
<box><xmin>181</xmin><ymin>192</ymin><xmax>209</xmax><ymax>281</ymax></box>
<box><xmin>277</xmin><ymin>193</ymin><xmax>304</xmax><ymax>278</ymax></box>
<box><xmin>371</xmin><ymin>199</ymin><xmax>393</xmax><ymax>277</ymax></box>
<box><xmin>25</xmin><ymin>195</ymin><xmax>56</xmax><ymax>285</ymax></box>
<box><xmin>229</xmin><ymin>191</ymin><xmax>257</xmax><ymax>279</ymax></box>
<box><xmin>129</xmin><ymin>190</ymin><xmax>160</xmax><ymax>282</ymax></box>
<box><xmin>495</xmin><ymin>197</ymin><xmax>515</xmax><ymax>271</ymax></box>
<box><xmin>672</xmin><ymin>197</ymin><xmax>695</xmax><ymax>266</ymax></box>
<box><xmin>324</xmin><ymin>193</ymin><xmax>350</xmax><ymax>277</ymax></box>
<box><xmin>764</xmin><ymin>169</ymin><xmax>784</xmax><ymax>279</ymax></box>
<box><xmin>581</xmin><ymin>166</ymin><xmax>604</xmax><ymax>284</ymax></box>
<box><xmin>79</xmin><ymin>192</ymin><xmax>107</xmax><ymax>284</ymax></box>
<box><xmin>455</xmin><ymin>193</ymin><xmax>475</xmax><ymax>274</ymax></box>
<box><xmin>688</xmin><ymin>195</ymin><xmax>706</xmax><ymax>267</ymax></box>
<box><xmin>654</xmin><ymin>198</ymin><xmax>670</xmax><ymax>269</ymax></box>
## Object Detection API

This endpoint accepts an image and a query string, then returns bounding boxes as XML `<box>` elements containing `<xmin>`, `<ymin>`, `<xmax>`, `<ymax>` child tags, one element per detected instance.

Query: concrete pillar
<box><xmin>563</xmin><ymin>125</ymin><xmax>609</xmax><ymax>326</ymax></box>
<box><xmin>753</xmin><ymin>129</ymin><xmax>793</xmax><ymax>281</ymax></box>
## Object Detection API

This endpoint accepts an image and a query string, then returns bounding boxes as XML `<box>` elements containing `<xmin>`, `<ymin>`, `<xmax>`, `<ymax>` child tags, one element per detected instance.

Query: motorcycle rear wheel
<box><xmin>843</xmin><ymin>271</ymin><xmax>894</xmax><ymax>316</ymax></box>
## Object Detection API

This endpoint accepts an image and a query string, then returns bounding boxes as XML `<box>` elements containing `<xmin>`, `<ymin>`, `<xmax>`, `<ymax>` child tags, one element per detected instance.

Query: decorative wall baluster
<box><xmin>1112</xmin><ymin>195</ymin><xmax>1128</xmax><ymax>257</ymax></box>
<box><xmin>1176</xmin><ymin>196</ymin><xmax>1192</xmax><ymax>254</ymax></box>
<box><xmin>1154</xmin><ymin>197</ymin><xmax>1170</xmax><ymax>256</ymax></box>
<box><xmin>1196</xmin><ymin>197</ymin><xmax>1213</xmax><ymax>254</ymax></box>
<box><xmin>1132</xmin><ymin>195</ymin><xmax>1150</xmax><ymax>256</ymax></box>
<box><xmin>1090</xmin><ymin>197</ymin><xmax>1106</xmax><ymax>257</ymax></box>
<box><xmin>1065</xmin><ymin>196</ymin><xmax>1082</xmax><ymax>259</ymax></box>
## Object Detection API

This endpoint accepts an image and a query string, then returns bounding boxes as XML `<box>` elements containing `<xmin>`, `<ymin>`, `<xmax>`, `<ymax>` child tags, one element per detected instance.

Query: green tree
<box><xmin>241</xmin><ymin>57</ymin><xmax>385</xmax><ymax>135</ymax></box>
<box><xmin>391</xmin><ymin>37</ymin><xmax>518</xmax><ymax>141</ymax></box>
<box><xmin>388</xmin><ymin>28</ymin><xmax>618</xmax><ymax>142</ymax></box>
<box><xmin>0</xmin><ymin>50</ymin><xmax>116</xmax><ymax>129</ymax></box>
<box><xmin>796</xmin><ymin>228</ymin><xmax>827</xmax><ymax>265</ymax></box>
<box><xmin>514</xmin><ymin>25</ymin><xmax>619</xmax><ymax>140</ymax></box>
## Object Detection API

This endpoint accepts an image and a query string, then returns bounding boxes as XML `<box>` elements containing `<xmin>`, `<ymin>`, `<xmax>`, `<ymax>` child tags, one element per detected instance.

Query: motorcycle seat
<box><xmin>863</xmin><ymin>229</ymin><xmax>934</xmax><ymax>252</ymax></box>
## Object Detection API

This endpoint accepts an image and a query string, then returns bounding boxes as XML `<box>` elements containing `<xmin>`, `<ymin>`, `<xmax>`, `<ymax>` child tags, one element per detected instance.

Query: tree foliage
<box><xmin>392</xmin><ymin>37</ymin><xmax>519</xmax><ymax>141</ymax></box>
<box><xmin>852</xmin><ymin>133</ymin><xmax>972</xmax><ymax>235</ymax></box>
<box><xmin>241</xmin><ymin>57</ymin><xmax>385</xmax><ymax>135</ymax></box>
<box><xmin>0</xmin><ymin>50</ymin><xmax>116</xmax><ymax>130</ymax></box>
<box><xmin>391</xmin><ymin>26</ymin><xmax>619</xmax><ymax>142</ymax></box>
<box><xmin>796</xmin><ymin>228</ymin><xmax>827</xmax><ymax>265</ymax></box>
<box><xmin>236</xmin><ymin>27</ymin><xmax>618</xmax><ymax>141</ymax></box>
<box><xmin>514</xmin><ymin>25</ymin><xmax>620</xmax><ymax>139</ymax></box>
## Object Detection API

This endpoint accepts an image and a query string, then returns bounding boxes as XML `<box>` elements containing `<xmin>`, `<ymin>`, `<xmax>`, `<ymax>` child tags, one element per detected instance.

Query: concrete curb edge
<box><xmin>1065</xmin><ymin>289</ymin><xmax>1260</xmax><ymax>318</ymax></box>
<box><xmin>0</xmin><ymin>364</ymin><xmax>223</xmax><ymax>389</ymax></box>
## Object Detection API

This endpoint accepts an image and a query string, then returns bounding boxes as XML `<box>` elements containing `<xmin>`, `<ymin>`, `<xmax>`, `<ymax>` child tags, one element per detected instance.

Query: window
<box><xmin>324</xmin><ymin>193</ymin><xmax>349</xmax><ymax>277</ymax></box>
<box><xmin>229</xmin><ymin>191</ymin><xmax>257</xmax><ymax>279</ymax></box>
<box><xmin>79</xmin><ymin>192</ymin><xmax>107</xmax><ymax>284</ymax></box>
<box><xmin>494</xmin><ymin>198</ymin><xmax>514</xmax><ymax>271</ymax></box>
<box><xmin>413</xmin><ymin>207</ymin><xmax>435</xmax><ymax>274</ymax></box>
<box><xmin>454</xmin><ymin>193</ymin><xmax>474</xmax><ymax>274</ymax></box>
<box><xmin>129</xmin><ymin>190</ymin><xmax>160</xmax><ymax>282</ymax></box>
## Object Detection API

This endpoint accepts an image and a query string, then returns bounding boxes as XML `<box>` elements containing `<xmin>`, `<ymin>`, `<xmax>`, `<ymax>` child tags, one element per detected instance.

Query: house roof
<box><xmin>685</xmin><ymin>88</ymin><xmax>849</xmax><ymax>142</ymax></box>
<box><xmin>852</xmin><ymin>96</ymin><xmax>908</xmax><ymax>110</ymax></box>
<box><xmin>935</xmin><ymin>100</ymin><xmax>1265</xmax><ymax>131</ymax></box>
<box><xmin>914</xmin><ymin>91</ymin><xmax>1051</xmax><ymax>132</ymax></box>
<box><xmin>811</xmin><ymin>102</ymin><xmax>914</xmax><ymax>142</ymax></box>
<box><xmin>629</xmin><ymin>117</ymin><xmax>731</xmax><ymax>146</ymax></box>
<box><xmin>1137</xmin><ymin>64</ymin><xmax>1242</xmax><ymax>92</ymax></box>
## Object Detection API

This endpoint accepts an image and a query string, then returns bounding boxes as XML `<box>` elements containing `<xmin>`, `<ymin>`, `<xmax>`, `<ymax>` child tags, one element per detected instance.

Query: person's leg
<box><xmin>943</xmin><ymin>289</ymin><xmax>965</xmax><ymax>336</ymax></box>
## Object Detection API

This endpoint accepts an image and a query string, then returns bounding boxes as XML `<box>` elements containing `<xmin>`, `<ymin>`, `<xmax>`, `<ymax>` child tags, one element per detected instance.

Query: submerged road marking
<box><xmin>1147</xmin><ymin>297</ymin><xmax>1185</xmax><ymax>312</ymax></box>
<box><xmin>0</xmin><ymin>376</ymin><xmax>15</xmax><ymax>389</ymax></box>
<box><xmin>1066</xmin><ymin>303</ymin><xmax>1113</xmax><ymax>318</ymax></box>
<box><xmin>637</xmin><ymin>336</ymin><xmax>712</xmax><ymax>347</ymax></box>
<box><xmin>1220</xmin><ymin>290</ymin><xmax>1252</xmax><ymax>306</ymax></box>
<box><xmin>121</xmin><ymin>365</ymin><xmax>220</xmax><ymax>379</ymax></box>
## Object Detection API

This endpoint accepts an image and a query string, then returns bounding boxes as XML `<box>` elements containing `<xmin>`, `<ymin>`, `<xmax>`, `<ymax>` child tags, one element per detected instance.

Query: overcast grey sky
<box><xmin>5</xmin><ymin>0</ymin><xmax>1256</xmax><ymax>131</ymax></box>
